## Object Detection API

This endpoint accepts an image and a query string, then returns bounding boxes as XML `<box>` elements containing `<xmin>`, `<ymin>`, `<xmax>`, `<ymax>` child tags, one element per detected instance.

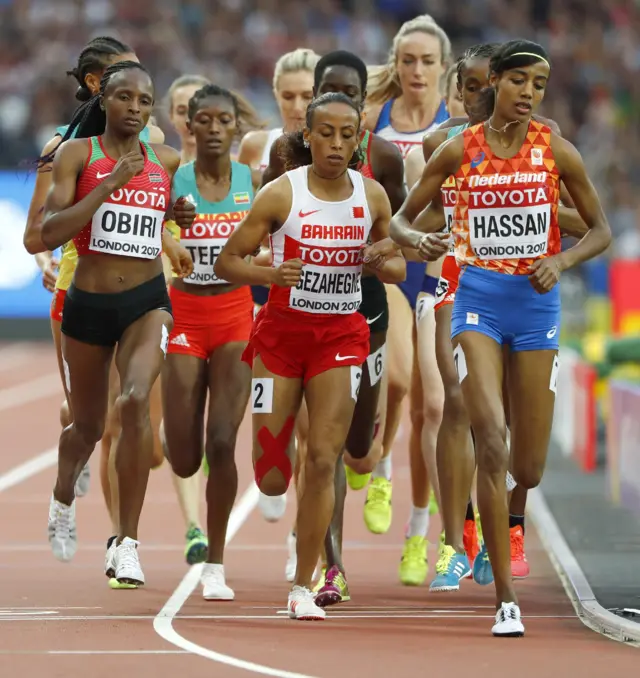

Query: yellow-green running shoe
<box><xmin>344</xmin><ymin>463</ymin><xmax>371</xmax><ymax>491</ymax></box>
<box><xmin>363</xmin><ymin>477</ymin><xmax>392</xmax><ymax>534</ymax></box>
<box><xmin>399</xmin><ymin>535</ymin><xmax>428</xmax><ymax>586</ymax></box>
<box><xmin>185</xmin><ymin>525</ymin><xmax>208</xmax><ymax>565</ymax></box>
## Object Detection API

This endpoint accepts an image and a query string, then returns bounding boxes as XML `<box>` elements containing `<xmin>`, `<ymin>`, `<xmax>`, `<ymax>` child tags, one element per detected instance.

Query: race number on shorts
<box><xmin>453</xmin><ymin>343</ymin><xmax>468</xmax><ymax>383</ymax></box>
<box><xmin>549</xmin><ymin>355</ymin><xmax>559</xmax><ymax>394</ymax></box>
<box><xmin>160</xmin><ymin>324</ymin><xmax>169</xmax><ymax>356</ymax></box>
<box><xmin>416</xmin><ymin>295</ymin><xmax>435</xmax><ymax>324</ymax></box>
<box><xmin>366</xmin><ymin>343</ymin><xmax>386</xmax><ymax>387</ymax></box>
<box><xmin>350</xmin><ymin>365</ymin><xmax>363</xmax><ymax>402</ymax></box>
<box><xmin>251</xmin><ymin>378</ymin><xmax>274</xmax><ymax>414</ymax></box>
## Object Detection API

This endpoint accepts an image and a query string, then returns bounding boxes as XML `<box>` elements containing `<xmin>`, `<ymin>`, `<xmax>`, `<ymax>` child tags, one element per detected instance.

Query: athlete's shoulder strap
<box><xmin>285</xmin><ymin>165</ymin><xmax>307</xmax><ymax>204</ymax></box>
<box><xmin>141</xmin><ymin>140</ymin><xmax>162</xmax><ymax>167</ymax></box>
<box><xmin>86</xmin><ymin>136</ymin><xmax>106</xmax><ymax>166</ymax></box>
<box><xmin>373</xmin><ymin>100</ymin><xmax>393</xmax><ymax>132</ymax></box>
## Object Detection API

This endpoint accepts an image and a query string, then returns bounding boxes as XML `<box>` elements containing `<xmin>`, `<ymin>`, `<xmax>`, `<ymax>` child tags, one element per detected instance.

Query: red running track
<box><xmin>0</xmin><ymin>341</ymin><xmax>636</xmax><ymax>677</ymax></box>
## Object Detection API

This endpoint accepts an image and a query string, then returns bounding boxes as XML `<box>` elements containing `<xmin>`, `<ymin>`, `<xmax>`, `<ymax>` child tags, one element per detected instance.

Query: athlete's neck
<box><xmin>394</xmin><ymin>94</ymin><xmax>439</xmax><ymax>131</ymax></box>
<box><xmin>101</xmin><ymin>131</ymin><xmax>141</xmax><ymax>158</ymax></box>
<box><xmin>195</xmin><ymin>153</ymin><xmax>232</xmax><ymax>182</ymax></box>
<box><xmin>309</xmin><ymin>164</ymin><xmax>350</xmax><ymax>189</ymax></box>
<box><xmin>486</xmin><ymin>112</ymin><xmax>528</xmax><ymax>147</ymax></box>
<box><xmin>180</xmin><ymin>145</ymin><xmax>196</xmax><ymax>166</ymax></box>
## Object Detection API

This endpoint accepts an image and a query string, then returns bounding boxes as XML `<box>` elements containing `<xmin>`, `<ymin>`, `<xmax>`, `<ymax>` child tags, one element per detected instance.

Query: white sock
<box><xmin>407</xmin><ymin>505</ymin><xmax>430</xmax><ymax>538</ymax></box>
<box><xmin>372</xmin><ymin>454</ymin><xmax>392</xmax><ymax>481</ymax></box>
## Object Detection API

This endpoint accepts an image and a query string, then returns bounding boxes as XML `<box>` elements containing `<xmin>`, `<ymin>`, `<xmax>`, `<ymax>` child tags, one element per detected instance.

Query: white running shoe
<box><xmin>113</xmin><ymin>537</ymin><xmax>145</xmax><ymax>586</ymax></box>
<box><xmin>258</xmin><ymin>491</ymin><xmax>287</xmax><ymax>522</ymax></box>
<box><xmin>492</xmin><ymin>602</ymin><xmax>525</xmax><ymax>637</ymax></box>
<box><xmin>74</xmin><ymin>463</ymin><xmax>91</xmax><ymax>498</ymax></box>
<box><xmin>201</xmin><ymin>563</ymin><xmax>235</xmax><ymax>600</ymax></box>
<box><xmin>287</xmin><ymin>586</ymin><xmax>325</xmax><ymax>621</ymax></box>
<box><xmin>285</xmin><ymin>531</ymin><xmax>297</xmax><ymax>582</ymax></box>
<box><xmin>48</xmin><ymin>494</ymin><xmax>77</xmax><ymax>562</ymax></box>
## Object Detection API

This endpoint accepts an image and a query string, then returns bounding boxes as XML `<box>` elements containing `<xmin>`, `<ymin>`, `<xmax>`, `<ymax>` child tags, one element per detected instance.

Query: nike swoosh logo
<box><xmin>97</xmin><ymin>172</ymin><xmax>111</xmax><ymax>179</ymax></box>
<box><xmin>336</xmin><ymin>354</ymin><xmax>358</xmax><ymax>361</ymax></box>
<box><xmin>366</xmin><ymin>313</ymin><xmax>383</xmax><ymax>325</ymax></box>
<box><xmin>299</xmin><ymin>209</ymin><xmax>320</xmax><ymax>218</ymax></box>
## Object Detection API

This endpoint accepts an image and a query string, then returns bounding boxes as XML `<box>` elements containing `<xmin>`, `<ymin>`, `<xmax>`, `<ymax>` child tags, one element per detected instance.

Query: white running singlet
<box><xmin>259</xmin><ymin>127</ymin><xmax>284</xmax><ymax>170</ymax></box>
<box><xmin>269</xmin><ymin>166</ymin><xmax>373</xmax><ymax>316</ymax></box>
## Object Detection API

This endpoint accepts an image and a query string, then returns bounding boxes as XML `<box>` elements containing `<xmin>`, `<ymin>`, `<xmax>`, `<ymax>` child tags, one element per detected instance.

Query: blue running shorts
<box><xmin>451</xmin><ymin>265</ymin><xmax>560</xmax><ymax>352</ymax></box>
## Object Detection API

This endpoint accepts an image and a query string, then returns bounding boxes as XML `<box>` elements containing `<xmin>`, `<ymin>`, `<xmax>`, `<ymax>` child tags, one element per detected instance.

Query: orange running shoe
<box><xmin>510</xmin><ymin>525</ymin><xmax>530</xmax><ymax>579</ymax></box>
<box><xmin>463</xmin><ymin>519</ymin><xmax>480</xmax><ymax>570</ymax></box>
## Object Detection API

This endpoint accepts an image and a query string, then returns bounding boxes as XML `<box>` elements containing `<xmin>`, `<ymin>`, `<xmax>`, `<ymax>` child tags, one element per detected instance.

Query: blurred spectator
<box><xmin>0</xmin><ymin>0</ymin><xmax>638</xmax><ymax>257</ymax></box>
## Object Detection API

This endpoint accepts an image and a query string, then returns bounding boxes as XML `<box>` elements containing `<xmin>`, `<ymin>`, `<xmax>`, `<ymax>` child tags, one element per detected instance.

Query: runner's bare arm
<box><xmin>369</xmin><ymin>136</ymin><xmax>406</xmax><ymax>213</ymax></box>
<box><xmin>238</xmin><ymin>130</ymin><xmax>269</xmax><ymax>169</ymax></box>
<box><xmin>390</xmin><ymin>134</ymin><xmax>462</xmax><ymax>252</ymax></box>
<box><xmin>551</xmin><ymin>134</ymin><xmax>612</xmax><ymax>270</ymax></box>
<box><xmin>23</xmin><ymin>135</ymin><xmax>62</xmax><ymax>254</ymax></box>
<box><xmin>41</xmin><ymin>139</ymin><xmax>117</xmax><ymax>250</ymax></box>
<box><xmin>215</xmin><ymin>177</ymin><xmax>290</xmax><ymax>285</ymax></box>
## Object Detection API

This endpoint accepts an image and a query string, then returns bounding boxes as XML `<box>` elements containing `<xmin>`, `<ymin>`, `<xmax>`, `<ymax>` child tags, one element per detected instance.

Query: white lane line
<box><xmin>0</xmin><ymin>447</ymin><xmax>58</xmax><ymax>493</ymax></box>
<box><xmin>0</xmin><ymin>373</ymin><xmax>61</xmax><ymax>413</ymax></box>
<box><xmin>528</xmin><ymin>486</ymin><xmax>640</xmax><ymax>645</ymax></box>
<box><xmin>0</xmin><ymin>345</ymin><xmax>39</xmax><ymax>373</ymax></box>
<box><xmin>154</xmin><ymin>483</ymin><xmax>317</xmax><ymax>678</ymax></box>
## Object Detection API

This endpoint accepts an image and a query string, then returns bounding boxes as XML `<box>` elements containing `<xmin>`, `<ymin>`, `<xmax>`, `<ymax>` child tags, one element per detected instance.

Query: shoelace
<box><xmin>435</xmin><ymin>545</ymin><xmax>455</xmax><ymax>574</ymax></box>
<box><xmin>53</xmin><ymin>505</ymin><xmax>72</xmax><ymax>539</ymax></box>
<box><xmin>497</xmin><ymin>604</ymin><xmax>518</xmax><ymax>623</ymax></box>
<box><xmin>510</xmin><ymin>531</ymin><xmax>524</xmax><ymax>560</ymax></box>
<box><xmin>117</xmin><ymin>542</ymin><xmax>139</xmax><ymax>571</ymax></box>
<box><xmin>368</xmin><ymin>480</ymin><xmax>389</xmax><ymax>503</ymax></box>
<box><xmin>293</xmin><ymin>586</ymin><xmax>315</xmax><ymax>602</ymax></box>
<box><xmin>403</xmin><ymin>537</ymin><xmax>425</xmax><ymax>561</ymax></box>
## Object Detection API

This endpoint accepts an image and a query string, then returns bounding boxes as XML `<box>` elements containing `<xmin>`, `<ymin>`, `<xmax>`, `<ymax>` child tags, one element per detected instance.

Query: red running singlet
<box><xmin>73</xmin><ymin>136</ymin><xmax>170</xmax><ymax>259</ymax></box>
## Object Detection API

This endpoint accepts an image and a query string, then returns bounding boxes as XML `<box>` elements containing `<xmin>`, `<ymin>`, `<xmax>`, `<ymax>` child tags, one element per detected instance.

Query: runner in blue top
<box><xmin>161</xmin><ymin>84</ymin><xmax>262</xmax><ymax>602</ymax></box>
<box><xmin>362</xmin><ymin>13</ymin><xmax>451</xmax><ymax>589</ymax></box>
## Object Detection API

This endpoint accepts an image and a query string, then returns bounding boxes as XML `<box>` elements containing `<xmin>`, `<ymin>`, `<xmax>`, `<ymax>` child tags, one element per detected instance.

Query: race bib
<box><xmin>90</xmin><ymin>203</ymin><xmax>163</xmax><ymax>259</ymax></box>
<box><xmin>180</xmin><ymin>214</ymin><xmax>245</xmax><ymax>285</ymax></box>
<box><xmin>468</xmin><ymin>203</ymin><xmax>550</xmax><ymax>261</ymax></box>
<box><xmin>289</xmin><ymin>244</ymin><xmax>363</xmax><ymax>315</ymax></box>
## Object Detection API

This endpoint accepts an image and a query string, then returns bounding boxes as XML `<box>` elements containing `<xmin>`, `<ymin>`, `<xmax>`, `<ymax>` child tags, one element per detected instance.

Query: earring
<box><xmin>303</xmin><ymin>140</ymin><xmax>310</xmax><ymax>148</ymax></box>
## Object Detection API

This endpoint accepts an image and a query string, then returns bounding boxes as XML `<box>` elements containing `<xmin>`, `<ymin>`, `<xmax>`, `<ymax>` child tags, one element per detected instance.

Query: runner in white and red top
<box><xmin>39</xmin><ymin>61</ymin><xmax>195</xmax><ymax>589</ymax></box>
<box><xmin>215</xmin><ymin>92</ymin><xmax>404</xmax><ymax>621</ymax></box>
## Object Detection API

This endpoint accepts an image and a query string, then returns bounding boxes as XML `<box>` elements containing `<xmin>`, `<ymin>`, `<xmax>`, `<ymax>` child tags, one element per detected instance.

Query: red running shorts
<box><xmin>434</xmin><ymin>256</ymin><xmax>461</xmax><ymax>313</ymax></box>
<box><xmin>50</xmin><ymin>288</ymin><xmax>67</xmax><ymax>323</ymax></box>
<box><xmin>242</xmin><ymin>303</ymin><xmax>369</xmax><ymax>385</ymax></box>
<box><xmin>167</xmin><ymin>284</ymin><xmax>254</xmax><ymax>360</ymax></box>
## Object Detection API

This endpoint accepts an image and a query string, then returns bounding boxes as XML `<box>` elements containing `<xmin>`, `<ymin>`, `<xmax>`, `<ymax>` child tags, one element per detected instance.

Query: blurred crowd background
<box><xmin>1</xmin><ymin>0</ymin><xmax>639</xmax><ymax>256</ymax></box>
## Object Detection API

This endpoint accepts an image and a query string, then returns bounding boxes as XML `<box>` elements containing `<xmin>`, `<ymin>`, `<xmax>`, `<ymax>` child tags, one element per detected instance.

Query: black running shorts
<box><xmin>358</xmin><ymin>275</ymin><xmax>388</xmax><ymax>334</ymax></box>
<box><xmin>62</xmin><ymin>274</ymin><xmax>172</xmax><ymax>347</ymax></box>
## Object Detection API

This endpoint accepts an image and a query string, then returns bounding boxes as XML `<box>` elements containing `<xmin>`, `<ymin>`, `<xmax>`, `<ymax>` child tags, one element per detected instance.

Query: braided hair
<box><xmin>187</xmin><ymin>83</ymin><xmax>265</xmax><ymax>137</ymax></box>
<box><xmin>39</xmin><ymin>61</ymin><xmax>151</xmax><ymax>167</ymax></box>
<box><xmin>280</xmin><ymin>92</ymin><xmax>363</xmax><ymax>171</ymax></box>
<box><xmin>455</xmin><ymin>43</ymin><xmax>500</xmax><ymax>88</ymax></box>
<box><xmin>67</xmin><ymin>36</ymin><xmax>134</xmax><ymax>102</ymax></box>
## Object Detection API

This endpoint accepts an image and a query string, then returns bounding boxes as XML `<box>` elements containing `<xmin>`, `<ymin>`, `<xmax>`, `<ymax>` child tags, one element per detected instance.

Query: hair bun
<box><xmin>75</xmin><ymin>85</ymin><xmax>93</xmax><ymax>102</ymax></box>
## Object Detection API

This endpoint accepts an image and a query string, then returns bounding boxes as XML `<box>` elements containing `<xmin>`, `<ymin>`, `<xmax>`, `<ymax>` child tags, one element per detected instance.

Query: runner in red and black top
<box><xmin>262</xmin><ymin>51</ymin><xmax>407</xmax><ymax>604</ymax></box>
<box><xmin>216</xmin><ymin>92</ymin><xmax>405</xmax><ymax>620</ymax></box>
<box><xmin>40</xmin><ymin>61</ymin><xmax>195</xmax><ymax>588</ymax></box>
